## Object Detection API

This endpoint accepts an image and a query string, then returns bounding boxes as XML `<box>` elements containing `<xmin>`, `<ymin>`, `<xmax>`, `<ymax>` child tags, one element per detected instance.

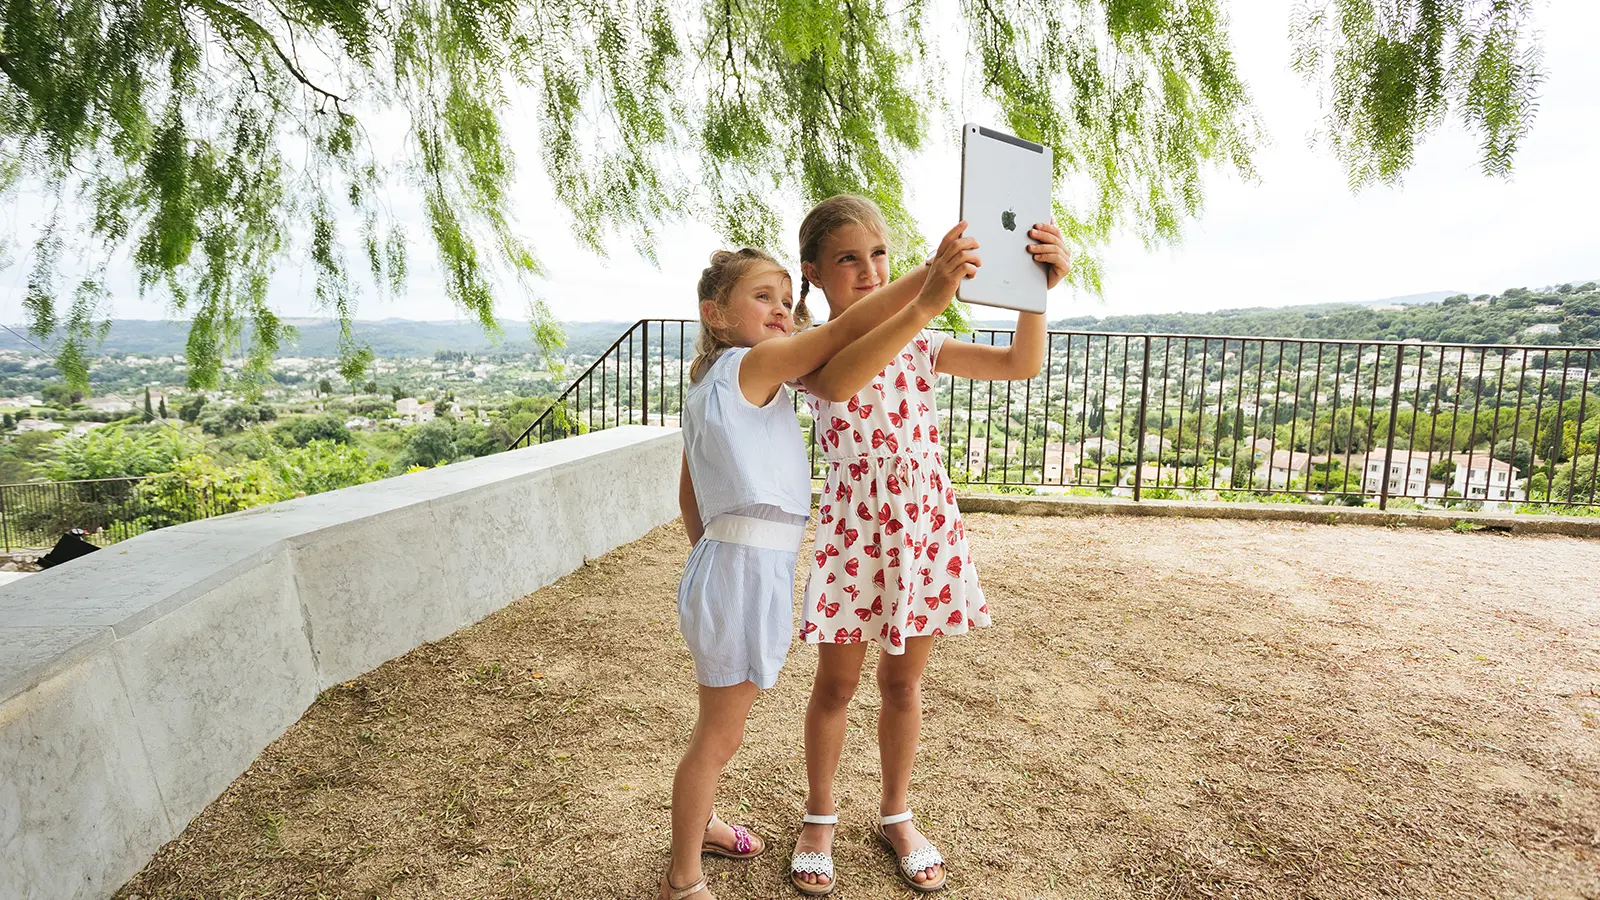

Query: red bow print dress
<box><xmin>802</xmin><ymin>330</ymin><xmax>989</xmax><ymax>653</ymax></box>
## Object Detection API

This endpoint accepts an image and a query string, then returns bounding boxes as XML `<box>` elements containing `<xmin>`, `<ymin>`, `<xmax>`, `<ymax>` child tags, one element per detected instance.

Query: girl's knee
<box><xmin>811</xmin><ymin>672</ymin><xmax>861</xmax><ymax>711</ymax></box>
<box><xmin>694</xmin><ymin>724</ymin><xmax>746</xmax><ymax>766</ymax></box>
<box><xmin>876</xmin><ymin>672</ymin><xmax>921</xmax><ymax>709</ymax></box>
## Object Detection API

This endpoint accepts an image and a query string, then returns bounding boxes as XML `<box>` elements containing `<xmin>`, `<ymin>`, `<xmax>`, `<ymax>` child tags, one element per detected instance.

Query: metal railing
<box><xmin>509</xmin><ymin>319</ymin><xmax>1600</xmax><ymax>510</ymax></box>
<box><xmin>0</xmin><ymin>476</ymin><xmax>238</xmax><ymax>552</ymax></box>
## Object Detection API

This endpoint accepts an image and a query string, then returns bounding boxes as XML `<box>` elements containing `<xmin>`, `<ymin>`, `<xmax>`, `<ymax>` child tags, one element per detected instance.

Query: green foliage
<box><xmin>1550</xmin><ymin>455</ymin><xmax>1598</xmax><ymax>504</ymax></box>
<box><xmin>273</xmin><ymin>414</ymin><xmax>351</xmax><ymax>448</ymax></box>
<box><xmin>44</xmin><ymin>426</ymin><xmax>196</xmax><ymax>480</ymax></box>
<box><xmin>1306</xmin><ymin>459</ymin><xmax>1359</xmax><ymax>493</ymax></box>
<box><xmin>41</xmin><ymin>383</ymin><xmax>83</xmax><ymax>406</ymax></box>
<box><xmin>392</xmin><ymin>418</ymin><xmax>496</xmax><ymax>471</ymax></box>
<box><xmin>268</xmin><ymin>440</ymin><xmax>387</xmax><ymax>495</ymax></box>
<box><xmin>178</xmin><ymin>394</ymin><xmax>207</xmax><ymax>423</ymax></box>
<box><xmin>1429</xmin><ymin>457</ymin><xmax>1457</xmax><ymax>483</ymax></box>
<box><xmin>136</xmin><ymin>440</ymin><xmax>385</xmax><ymax>524</ymax></box>
<box><xmin>0</xmin><ymin>431</ymin><xmax>59</xmax><ymax>483</ymax></box>
<box><xmin>353</xmin><ymin>398</ymin><xmax>396</xmax><ymax>418</ymax></box>
<box><xmin>1491</xmin><ymin>438</ymin><xmax>1531</xmax><ymax>477</ymax></box>
<box><xmin>1291</xmin><ymin>0</ymin><xmax>1543</xmax><ymax>187</ymax></box>
<box><xmin>10</xmin><ymin>0</ymin><xmax>1540</xmax><ymax>392</ymax></box>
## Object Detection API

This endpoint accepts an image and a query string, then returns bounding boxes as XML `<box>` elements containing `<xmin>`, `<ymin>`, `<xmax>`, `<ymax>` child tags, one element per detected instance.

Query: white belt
<box><xmin>702</xmin><ymin>515</ymin><xmax>804</xmax><ymax>552</ymax></box>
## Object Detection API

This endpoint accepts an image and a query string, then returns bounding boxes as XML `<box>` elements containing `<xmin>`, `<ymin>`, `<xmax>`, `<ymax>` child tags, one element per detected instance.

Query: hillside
<box><xmin>3</xmin><ymin>282</ymin><xmax>1595</xmax><ymax>364</ymax></box>
<box><xmin>1049</xmin><ymin>284</ymin><xmax>1599</xmax><ymax>345</ymax></box>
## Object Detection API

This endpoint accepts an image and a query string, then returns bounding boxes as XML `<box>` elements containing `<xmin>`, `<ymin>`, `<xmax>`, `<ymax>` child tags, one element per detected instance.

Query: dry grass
<box><xmin>118</xmin><ymin>515</ymin><xmax>1600</xmax><ymax>899</ymax></box>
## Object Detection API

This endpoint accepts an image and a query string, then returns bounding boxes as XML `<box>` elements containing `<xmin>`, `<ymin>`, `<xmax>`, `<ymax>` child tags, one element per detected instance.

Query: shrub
<box><xmin>45</xmin><ymin>426</ymin><xmax>196</xmax><ymax>481</ymax></box>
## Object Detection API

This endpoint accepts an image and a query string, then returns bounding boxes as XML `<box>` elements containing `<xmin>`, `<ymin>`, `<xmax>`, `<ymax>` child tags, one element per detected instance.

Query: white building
<box><xmin>1080</xmin><ymin>436</ymin><xmax>1119</xmax><ymax>461</ymax></box>
<box><xmin>1359</xmin><ymin>448</ymin><xmax>1525</xmax><ymax>504</ymax></box>
<box><xmin>1360</xmin><ymin>450</ymin><xmax>1436</xmax><ymax>498</ymax></box>
<box><xmin>83</xmin><ymin>397</ymin><xmax>134</xmax><ymax>413</ymax></box>
<box><xmin>394</xmin><ymin>398</ymin><xmax>436</xmax><ymax>424</ymax></box>
<box><xmin>1265</xmin><ymin>449</ymin><xmax>1325</xmax><ymax>489</ymax></box>
<box><xmin>16</xmin><ymin>419</ymin><xmax>65</xmax><ymax>433</ymax></box>
<box><xmin>1449</xmin><ymin>453</ymin><xmax>1524</xmax><ymax>503</ymax></box>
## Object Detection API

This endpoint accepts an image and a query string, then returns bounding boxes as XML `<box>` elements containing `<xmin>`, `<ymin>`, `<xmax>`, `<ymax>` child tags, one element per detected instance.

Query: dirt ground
<box><xmin>118</xmin><ymin>514</ymin><xmax>1600</xmax><ymax>900</ymax></box>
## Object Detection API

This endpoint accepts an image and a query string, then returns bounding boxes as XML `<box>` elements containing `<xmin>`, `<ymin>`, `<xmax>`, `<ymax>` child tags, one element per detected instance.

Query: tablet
<box><xmin>957</xmin><ymin>123</ymin><xmax>1054</xmax><ymax>314</ymax></box>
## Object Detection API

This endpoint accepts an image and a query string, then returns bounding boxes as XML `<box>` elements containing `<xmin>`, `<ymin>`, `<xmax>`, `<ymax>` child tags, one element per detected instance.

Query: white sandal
<box><xmin>789</xmin><ymin>813</ymin><xmax>838</xmax><ymax>896</ymax></box>
<box><xmin>875</xmin><ymin>810</ymin><xmax>947</xmax><ymax>893</ymax></box>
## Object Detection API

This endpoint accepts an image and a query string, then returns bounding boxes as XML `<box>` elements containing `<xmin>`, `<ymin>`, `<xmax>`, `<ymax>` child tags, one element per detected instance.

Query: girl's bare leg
<box><xmin>877</xmin><ymin>636</ymin><xmax>942</xmax><ymax>885</ymax></box>
<box><xmin>665</xmin><ymin>681</ymin><xmax>760</xmax><ymax>898</ymax></box>
<box><xmin>792</xmin><ymin>642</ymin><xmax>870</xmax><ymax>887</ymax></box>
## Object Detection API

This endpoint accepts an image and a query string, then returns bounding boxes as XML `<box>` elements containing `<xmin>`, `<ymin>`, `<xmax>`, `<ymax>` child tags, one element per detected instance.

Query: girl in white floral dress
<box><xmin>789</xmin><ymin>195</ymin><xmax>1071</xmax><ymax>895</ymax></box>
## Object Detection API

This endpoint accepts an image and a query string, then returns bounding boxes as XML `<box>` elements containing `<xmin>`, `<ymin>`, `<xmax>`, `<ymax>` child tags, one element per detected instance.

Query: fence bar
<box><xmin>1133</xmin><ymin>336</ymin><xmax>1151</xmax><ymax>502</ymax></box>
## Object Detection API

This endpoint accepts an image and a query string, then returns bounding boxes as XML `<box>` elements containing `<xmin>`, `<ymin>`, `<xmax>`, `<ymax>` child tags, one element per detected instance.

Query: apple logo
<box><xmin>1001</xmin><ymin>209</ymin><xmax>1017</xmax><ymax>231</ymax></box>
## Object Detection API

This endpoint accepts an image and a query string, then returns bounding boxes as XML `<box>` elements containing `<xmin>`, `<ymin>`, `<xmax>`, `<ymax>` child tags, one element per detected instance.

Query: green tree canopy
<box><xmin>45</xmin><ymin>425</ymin><xmax>196</xmax><ymax>480</ymax></box>
<box><xmin>2</xmin><ymin>0</ymin><xmax>1544</xmax><ymax>390</ymax></box>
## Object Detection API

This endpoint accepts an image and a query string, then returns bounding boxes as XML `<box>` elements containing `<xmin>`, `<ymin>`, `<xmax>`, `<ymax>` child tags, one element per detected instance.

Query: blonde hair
<box><xmin>690</xmin><ymin>248</ymin><xmax>811</xmax><ymax>383</ymax></box>
<box><xmin>797</xmin><ymin>194</ymin><xmax>891</xmax><ymax>306</ymax></box>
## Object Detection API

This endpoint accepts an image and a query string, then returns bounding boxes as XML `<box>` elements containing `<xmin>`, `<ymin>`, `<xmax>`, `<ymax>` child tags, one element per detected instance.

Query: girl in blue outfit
<box><xmin>661</xmin><ymin>230</ymin><xmax>978</xmax><ymax>900</ymax></box>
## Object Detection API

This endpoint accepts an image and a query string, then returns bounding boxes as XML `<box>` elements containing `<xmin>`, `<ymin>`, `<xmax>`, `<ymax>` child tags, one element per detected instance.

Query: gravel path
<box><xmin>119</xmin><ymin>514</ymin><xmax>1600</xmax><ymax>899</ymax></box>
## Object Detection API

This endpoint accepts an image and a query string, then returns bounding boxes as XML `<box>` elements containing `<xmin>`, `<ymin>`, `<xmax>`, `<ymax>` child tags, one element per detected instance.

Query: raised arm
<box><xmin>679</xmin><ymin>451</ymin><xmax>704</xmax><ymax>546</ymax></box>
<box><xmin>798</xmin><ymin>223</ymin><xmax>981</xmax><ymax>401</ymax></box>
<box><xmin>739</xmin><ymin>223</ymin><xmax>973</xmax><ymax>405</ymax></box>
<box><xmin>933</xmin><ymin>222</ymin><xmax>1070</xmax><ymax>381</ymax></box>
<box><xmin>934</xmin><ymin>311</ymin><xmax>1047</xmax><ymax>380</ymax></box>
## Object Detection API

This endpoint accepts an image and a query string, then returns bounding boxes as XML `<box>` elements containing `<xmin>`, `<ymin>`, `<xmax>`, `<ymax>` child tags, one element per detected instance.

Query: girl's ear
<box><xmin>699</xmin><ymin>300</ymin><xmax>723</xmax><ymax>330</ymax></box>
<box><xmin>800</xmin><ymin>261</ymin><xmax>820</xmax><ymax>290</ymax></box>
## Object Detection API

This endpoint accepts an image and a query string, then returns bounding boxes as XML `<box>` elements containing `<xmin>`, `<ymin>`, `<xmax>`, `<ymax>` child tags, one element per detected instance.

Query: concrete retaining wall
<box><xmin>0</xmin><ymin>427</ymin><xmax>682</xmax><ymax>900</ymax></box>
<box><xmin>955</xmin><ymin>492</ymin><xmax>1600</xmax><ymax>537</ymax></box>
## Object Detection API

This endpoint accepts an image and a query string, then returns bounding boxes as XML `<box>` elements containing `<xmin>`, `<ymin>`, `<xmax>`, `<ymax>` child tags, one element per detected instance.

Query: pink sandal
<box><xmin>701</xmin><ymin>812</ymin><xmax>765</xmax><ymax>859</ymax></box>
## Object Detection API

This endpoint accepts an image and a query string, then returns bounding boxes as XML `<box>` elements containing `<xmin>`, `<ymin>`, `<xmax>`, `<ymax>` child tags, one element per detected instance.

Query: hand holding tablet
<box><xmin>957</xmin><ymin>123</ymin><xmax>1061</xmax><ymax>313</ymax></box>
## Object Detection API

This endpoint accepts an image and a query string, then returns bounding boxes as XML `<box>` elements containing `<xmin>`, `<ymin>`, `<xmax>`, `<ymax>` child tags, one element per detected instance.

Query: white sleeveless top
<box><xmin>683</xmin><ymin>347</ymin><xmax>812</xmax><ymax>522</ymax></box>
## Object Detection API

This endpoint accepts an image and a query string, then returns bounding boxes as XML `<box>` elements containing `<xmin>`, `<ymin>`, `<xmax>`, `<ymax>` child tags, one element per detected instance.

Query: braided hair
<box><xmin>797</xmin><ymin>194</ymin><xmax>891</xmax><ymax>312</ymax></box>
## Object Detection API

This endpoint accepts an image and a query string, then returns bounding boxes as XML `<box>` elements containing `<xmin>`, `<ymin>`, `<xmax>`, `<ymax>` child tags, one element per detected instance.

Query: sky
<box><xmin>2</xmin><ymin>0</ymin><xmax>1596</xmax><ymax>328</ymax></box>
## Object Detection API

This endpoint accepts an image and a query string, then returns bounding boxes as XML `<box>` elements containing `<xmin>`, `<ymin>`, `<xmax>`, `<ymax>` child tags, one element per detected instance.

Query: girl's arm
<box><xmin>794</xmin><ymin>263</ymin><xmax>929</xmax><ymax>400</ymax></box>
<box><xmin>679</xmin><ymin>451</ymin><xmax>704</xmax><ymax>546</ymax></box>
<box><xmin>740</xmin><ymin>223</ymin><xmax>976</xmax><ymax>404</ymax></box>
<box><xmin>933</xmin><ymin>311</ymin><xmax>1047</xmax><ymax>380</ymax></box>
<box><xmin>933</xmin><ymin>222</ymin><xmax>1071</xmax><ymax>381</ymax></box>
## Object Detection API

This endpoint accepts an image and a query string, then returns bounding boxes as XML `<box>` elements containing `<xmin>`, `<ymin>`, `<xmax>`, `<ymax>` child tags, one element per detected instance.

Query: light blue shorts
<box><xmin>677</xmin><ymin>508</ymin><xmax>806</xmax><ymax>689</ymax></box>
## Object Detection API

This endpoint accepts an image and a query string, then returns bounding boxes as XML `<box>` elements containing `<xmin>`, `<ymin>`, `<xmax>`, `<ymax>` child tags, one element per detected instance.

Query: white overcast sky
<box><xmin>2</xmin><ymin>0</ymin><xmax>1596</xmax><ymax>327</ymax></box>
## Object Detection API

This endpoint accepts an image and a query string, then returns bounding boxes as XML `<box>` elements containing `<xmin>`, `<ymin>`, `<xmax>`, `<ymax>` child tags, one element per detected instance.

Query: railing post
<box><xmin>0</xmin><ymin>484</ymin><xmax>9</xmax><ymax>553</ymax></box>
<box><xmin>641</xmin><ymin>319</ymin><xmax>650</xmax><ymax>425</ymax></box>
<box><xmin>1134</xmin><ymin>336</ymin><xmax>1152</xmax><ymax>502</ymax></box>
<box><xmin>1379</xmin><ymin>344</ymin><xmax>1405</xmax><ymax>510</ymax></box>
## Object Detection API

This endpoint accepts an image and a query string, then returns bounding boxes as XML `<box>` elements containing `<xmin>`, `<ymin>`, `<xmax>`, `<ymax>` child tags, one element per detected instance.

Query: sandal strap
<box><xmin>880</xmin><ymin>809</ymin><xmax>915</xmax><ymax>826</ymax></box>
<box><xmin>667</xmin><ymin>876</ymin><xmax>707</xmax><ymax>900</ymax></box>
<box><xmin>901</xmin><ymin>844</ymin><xmax>945</xmax><ymax>876</ymax></box>
<box><xmin>790</xmin><ymin>851</ymin><xmax>835</xmax><ymax>877</ymax></box>
<box><xmin>729</xmin><ymin>824</ymin><xmax>754</xmax><ymax>855</ymax></box>
<box><xmin>801</xmin><ymin>813</ymin><xmax>838</xmax><ymax>825</ymax></box>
